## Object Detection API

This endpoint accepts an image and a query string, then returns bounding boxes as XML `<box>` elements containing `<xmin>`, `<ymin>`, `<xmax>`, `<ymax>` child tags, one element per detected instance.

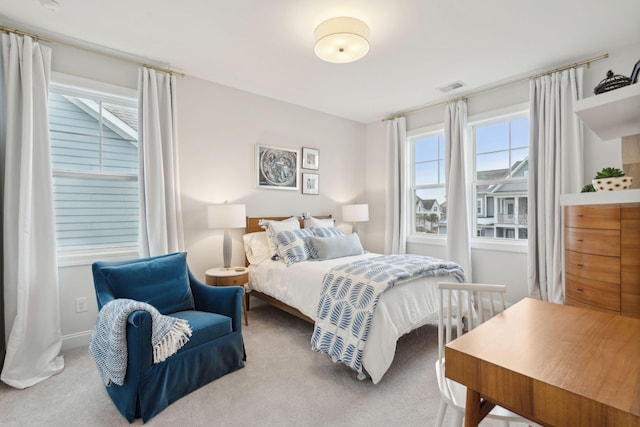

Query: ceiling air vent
<box><xmin>437</xmin><ymin>81</ymin><xmax>465</xmax><ymax>93</ymax></box>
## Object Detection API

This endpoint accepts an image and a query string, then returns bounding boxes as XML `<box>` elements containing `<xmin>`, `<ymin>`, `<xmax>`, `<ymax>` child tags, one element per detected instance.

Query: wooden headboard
<box><xmin>243</xmin><ymin>215</ymin><xmax>333</xmax><ymax>323</ymax></box>
<box><xmin>244</xmin><ymin>215</ymin><xmax>333</xmax><ymax>267</ymax></box>
<box><xmin>244</xmin><ymin>215</ymin><xmax>333</xmax><ymax>234</ymax></box>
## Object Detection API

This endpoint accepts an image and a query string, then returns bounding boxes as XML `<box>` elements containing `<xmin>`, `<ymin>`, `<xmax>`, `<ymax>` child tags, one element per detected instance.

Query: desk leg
<box><xmin>465</xmin><ymin>389</ymin><xmax>496</xmax><ymax>427</ymax></box>
<box><xmin>465</xmin><ymin>389</ymin><xmax>482</xmax><ymax>427</ymax></box>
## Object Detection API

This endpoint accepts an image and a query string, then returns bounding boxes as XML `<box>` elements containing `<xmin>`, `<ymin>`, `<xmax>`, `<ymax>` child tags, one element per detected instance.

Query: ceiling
<box><xmin>1</xmin><ymin>0</ymin><xmax>639</xmax><ymax>124</ymax></box>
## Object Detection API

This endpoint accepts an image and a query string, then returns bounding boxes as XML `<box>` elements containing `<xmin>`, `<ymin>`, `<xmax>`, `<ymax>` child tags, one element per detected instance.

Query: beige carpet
<box><xmin>0</xmin><ymin>299</ymin><xmax>521</xmax><ymax>427</ymax></box>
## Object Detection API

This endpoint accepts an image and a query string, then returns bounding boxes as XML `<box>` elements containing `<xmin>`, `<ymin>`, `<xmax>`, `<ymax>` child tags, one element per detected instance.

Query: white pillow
<box><xmin>303</xmin><ymin>216</ymin><xmax>335</xmax><ymax>229</ymax></box>
<box><xmin>242</xmin><ymin>232</ymin><xmax>270</xmax><ymax>265</ymax></box>
<box><xmin>260</xmin><ymin>217</ymin><xmax>300</xmax><ymax>256</ymax></box>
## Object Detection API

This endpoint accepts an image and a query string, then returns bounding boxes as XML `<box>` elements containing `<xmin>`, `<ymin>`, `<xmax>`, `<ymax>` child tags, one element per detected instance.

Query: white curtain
<box><xmin>444</xmin><ymin>100</ymin><xmax>472</xmax><ymax>280</ymax></box>
<box><xmin>138</xmin><ymin>68</ymin><xmax>184</xmax><ymax>257</ymax></box>
<box><xmin>0</xmin><ymin>33</ymin><xmax>64</xmax><ymax>388</ymax></box>
<box><xmin>385</xmin><ymin>117</ymin><xmax>407</xmax><ymax>254</ymax></box>
<box><xmin>528</xmin><ymin>68</ymin><xmax>583</xmax><ymax>303</ymax></box>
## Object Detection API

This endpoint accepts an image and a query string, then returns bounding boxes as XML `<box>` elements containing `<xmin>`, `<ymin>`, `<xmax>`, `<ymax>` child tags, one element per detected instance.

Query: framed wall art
<box><xmin>302</xmin><ymin>147</ymin><xmax>319</xmax><ymax>170</ymax></box>
<box><xmin>302</xmin><ymin>173</ymin><xmax>319</xmax><ymax>195</ymax></box>
<box><xmin>256</xmin><ymin>144</ymin><xmax>299</xmax><ymax>190</ymax></box>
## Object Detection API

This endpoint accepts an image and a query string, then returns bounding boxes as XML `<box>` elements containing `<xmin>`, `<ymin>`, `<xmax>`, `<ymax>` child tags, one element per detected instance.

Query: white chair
<box><xmin>434</xmin><ymin>282</ymin><xmax>536</xmax><ymax>427</ymax></box>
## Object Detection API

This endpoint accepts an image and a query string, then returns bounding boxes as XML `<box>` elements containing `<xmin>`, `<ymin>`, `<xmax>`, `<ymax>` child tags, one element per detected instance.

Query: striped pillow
<box><xmin>274</xmin><ymin>229</ymin><xmax>315</xmax><ymax>265</ymax></box>
<box><xmin>311</xmin><ymin>227</ymin><xmax>345</xmax><ymax>238</ymax></box>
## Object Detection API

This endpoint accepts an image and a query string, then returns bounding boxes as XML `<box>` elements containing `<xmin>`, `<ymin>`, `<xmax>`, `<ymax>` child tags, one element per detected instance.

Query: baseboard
<box><xmin>62</xmin><ymin>330</ymin><xmax>91</xmax><ymax>351</ymax></box>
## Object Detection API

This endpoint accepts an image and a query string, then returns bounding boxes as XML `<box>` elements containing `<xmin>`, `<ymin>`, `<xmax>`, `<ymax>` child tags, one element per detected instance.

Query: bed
<box><xmin>243</xmin><ymin>215</ymin><xmax>466</xmax><ymax>384</ymax></box>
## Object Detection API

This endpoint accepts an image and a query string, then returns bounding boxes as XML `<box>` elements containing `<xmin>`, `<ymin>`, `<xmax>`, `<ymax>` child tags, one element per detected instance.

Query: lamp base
<box><xmin>223</xmin><ymin>229</ymin><xmax>232</xmax><ymax>269</ymax></box>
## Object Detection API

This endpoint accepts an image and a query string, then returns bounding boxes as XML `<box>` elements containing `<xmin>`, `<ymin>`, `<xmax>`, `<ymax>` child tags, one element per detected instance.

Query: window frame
<box><xmin>468</xmin><ymin>103</ymin><xmax>529</xmax><ymax>253</ymax></box>
<box><xmin>405</xmin><ymin>104</ymin><xmax>530</xmax><ymax>253</ymax></box>
<box><xmin>406</xmin><ymin>124</ymin><xmax>447</xmax><ymax>245</ymax></box>
<box><xmin>50</xmin><ymin>72</ymin><xmax>140</xmax><ymax>266</ymax></box>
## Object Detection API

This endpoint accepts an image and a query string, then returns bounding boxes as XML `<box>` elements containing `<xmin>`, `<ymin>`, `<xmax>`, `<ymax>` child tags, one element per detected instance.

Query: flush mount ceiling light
<box><xmin>314</xmin><ymin>17</ymin><xmax>370</xmax><ymax>64</ymax></box>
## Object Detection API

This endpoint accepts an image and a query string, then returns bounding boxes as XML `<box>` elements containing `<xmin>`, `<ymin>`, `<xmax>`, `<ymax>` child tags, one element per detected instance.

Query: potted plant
<box><xmin>581</xmin><ymin>184</ymin><xmax>596</xmax><ymax>193</ymax></box>
<box><xmin>592</xmin><ymin>167</ymin><xmax>633</xmax><ymax>191</ymax></box>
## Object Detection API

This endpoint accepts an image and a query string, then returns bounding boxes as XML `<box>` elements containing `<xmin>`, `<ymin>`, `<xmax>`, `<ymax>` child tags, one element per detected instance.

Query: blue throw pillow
<box><xmin>99</xmin><ymin>252</ymin><xmax>194</xmax><ymax>315</ymax></box>
<box><xmin>311</xmin><ymin>227</ymin><xmax>345</xmax><ymax>237</ymax></box>
<box><xmin>274</xmin><ymin>229</ymin><xmax>315</xmax><ymax>265</ymax></box>
<box><xmin>308</xmin><ymin>234</ymin><xmax>364</xmax><ymax>260</ymax></box>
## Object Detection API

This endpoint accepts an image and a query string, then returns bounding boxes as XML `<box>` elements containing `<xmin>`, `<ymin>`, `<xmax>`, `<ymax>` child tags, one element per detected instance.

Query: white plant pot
<box><xmin>592</xmin><ymin>176</ymin><xmax>633</xmax><ymax>191</ymax></box>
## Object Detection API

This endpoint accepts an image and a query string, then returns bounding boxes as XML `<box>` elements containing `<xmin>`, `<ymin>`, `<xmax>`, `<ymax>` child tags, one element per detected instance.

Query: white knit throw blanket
<box><xmin>89</xmin><ymin>298</ymin><xmax>192</xmax><ymax>386</ymax></box>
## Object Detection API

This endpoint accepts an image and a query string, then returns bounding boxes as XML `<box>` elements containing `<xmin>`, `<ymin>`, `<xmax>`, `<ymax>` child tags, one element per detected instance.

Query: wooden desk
<box><xmin>445</xmin><ymin>298</ymin><xmax>640</xmax><ymax>427</ymax></box>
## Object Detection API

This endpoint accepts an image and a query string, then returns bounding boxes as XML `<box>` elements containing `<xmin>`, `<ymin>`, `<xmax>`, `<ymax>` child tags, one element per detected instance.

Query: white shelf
<box><xmin>560</xmin><ymin>188</ymin><xmax>640</xmax><ymax>206</ymax></box>
<box><xmin>573</xmin><ymin>83</ymin><xmax>640</xmax><ymax>140</ymax></box>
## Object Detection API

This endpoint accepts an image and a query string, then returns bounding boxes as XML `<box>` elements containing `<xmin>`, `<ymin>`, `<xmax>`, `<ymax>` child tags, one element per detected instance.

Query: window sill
<box><xmin>407</xmin><ymin>235</ymin><xmax>446</xmax><ymax>246</ymax></box>
<box><xmin>471</xmin><ymin>238</ymin><xmax>528</xmax><ymax>253</ymax></box>
<box><xmin>57</xmin><ymin>247</ymin><xmax>139</xmax><ymax>268</ymax></box>
<box><xmin>407</xmin><ymin>234</ymin><xmax>528</xmax><ymax>253</ymax></box>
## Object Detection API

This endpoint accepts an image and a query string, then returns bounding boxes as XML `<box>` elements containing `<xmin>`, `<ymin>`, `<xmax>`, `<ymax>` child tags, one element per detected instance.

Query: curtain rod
<box><xmin>382</xmin><ymin>53</ymin><xmax>609</xmax><ymax>122</ymax></box>
<box><xmin>0</xmin><ymin>24</ymin><xmax>185</xmax><ymax>77</ymax></box>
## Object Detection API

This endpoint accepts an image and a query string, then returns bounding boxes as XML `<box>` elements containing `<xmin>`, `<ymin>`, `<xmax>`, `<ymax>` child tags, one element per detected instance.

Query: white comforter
<box><xmin>248</xmin><ymin>253</ymin><xmax>446</xmax><ymax>383</ymax></box>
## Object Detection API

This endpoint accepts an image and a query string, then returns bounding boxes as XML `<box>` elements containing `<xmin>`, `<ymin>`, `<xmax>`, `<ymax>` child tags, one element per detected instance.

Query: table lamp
<box><xmin>342</xmin><ymin>203</ymin><xmax>369</xmax><ymax>234</ymax></box>
<box><xmin>208</xmin><ymin>203</ymin><xmax>246</xmax><ymax>269</ymax></box>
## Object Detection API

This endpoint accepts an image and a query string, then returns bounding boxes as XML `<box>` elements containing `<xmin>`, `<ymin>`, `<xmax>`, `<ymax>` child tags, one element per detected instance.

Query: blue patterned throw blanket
<box><xmin>89</xmin><ymin>299</ymin><xmax>192</xmax><ymax>386</ymax></box>
<box><xmin>311</xmin><ymin>255</ymin><xmax>465</xmax><ymax>379</ymax></box>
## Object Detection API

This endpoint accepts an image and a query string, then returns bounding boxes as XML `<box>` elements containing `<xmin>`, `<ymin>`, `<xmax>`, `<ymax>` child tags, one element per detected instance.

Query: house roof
<box><xmin>418</xmin><ymin>198</ymin><xmax>437</xmax><ymax>210</ymax></box>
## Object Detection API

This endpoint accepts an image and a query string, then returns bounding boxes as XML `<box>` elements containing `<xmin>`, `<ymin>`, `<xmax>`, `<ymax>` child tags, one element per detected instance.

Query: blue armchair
<box><xmin>91</xmin><ymin>252</ymin><xmax>245</xmax><ymax>423</ymax></box>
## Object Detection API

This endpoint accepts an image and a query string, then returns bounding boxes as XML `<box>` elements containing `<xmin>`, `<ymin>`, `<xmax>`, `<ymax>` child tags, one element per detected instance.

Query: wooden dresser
<box><xmin>562</xmin><ymin>192</ymin><xmax>640</xmax><ymax>318</ymax></box>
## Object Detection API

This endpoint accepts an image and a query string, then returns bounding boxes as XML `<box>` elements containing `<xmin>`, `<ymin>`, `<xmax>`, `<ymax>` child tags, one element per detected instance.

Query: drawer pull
<box><xmin>577</xmin><ymin>288</ymin><xmax>584</xmax><ymax>292</ymax></box>
<box><xmin>576</xmin><ymin>264</ymin><xmax>584</xmax><ymax>267</ymax></box>
<box><xmin>576</xmin><ymin>239</ymin><xmax>583</xmax><ymax>242</ymax></box>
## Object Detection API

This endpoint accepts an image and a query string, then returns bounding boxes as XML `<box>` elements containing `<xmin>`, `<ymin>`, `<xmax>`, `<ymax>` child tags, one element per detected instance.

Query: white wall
<box><xmin>51</xmin><ymin>47</ymin><xmax>366</xmax><ymax>350</ymax></box>
<box><xmin>177</xmin><ymin>75</ymin><xmax>367</xmax><ymax>282</ymax></box>
<box><xmin>364</xmin><ymin>41</ymin><xmax>640</xmax><ymax>305</ymax></box>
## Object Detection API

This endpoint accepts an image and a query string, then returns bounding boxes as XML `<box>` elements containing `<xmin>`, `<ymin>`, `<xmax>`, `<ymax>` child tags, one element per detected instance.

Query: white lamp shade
<box><xmin>208</xmin><ymin>204</ymin><xmax>246</xmax><ymax>229</ymax></box>
<box><xmin>342</xmin><ymin>204</ymin><xmax>369</xmax><ymax>222</ymax></box>
<box><xmin>314</xmin><ymin>17</ymin><xmax>370</xmax><ymax>64</ymax></box>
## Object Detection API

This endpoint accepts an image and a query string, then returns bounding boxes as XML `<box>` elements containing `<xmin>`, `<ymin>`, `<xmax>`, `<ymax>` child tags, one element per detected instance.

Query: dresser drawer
<box><xmin>565</xmin><ymin>273</ymin><xmax>621</xmax><ymax>313</ymax></box>
<box><xmin>621</xmin><ymin>204</ymin><xmax>640</xmax><ymax>318</ymax></box>
<box><xmin>564</xmin><ymin>205</ymin><xmax>620</xmax><ymax>229</ymax></box>
<box><xmin>565</xmin><ymin>250</ymin><xmax>620</xmax><ymax>284</ymax></box>
<box><xmin>564</xmin><ymin>228</ymin><xmax>620</xmax><ymax>257</ymax></box>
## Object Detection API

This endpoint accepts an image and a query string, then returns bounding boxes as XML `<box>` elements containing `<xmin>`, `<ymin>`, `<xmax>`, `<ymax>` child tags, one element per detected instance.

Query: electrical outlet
<box><xmin>75</xmin><ymin>297</ymin><xmax>88</xmax><ymax>313</ymax></box>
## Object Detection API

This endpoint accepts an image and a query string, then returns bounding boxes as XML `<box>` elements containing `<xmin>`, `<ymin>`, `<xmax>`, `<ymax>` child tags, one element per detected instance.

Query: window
<box><xmin>48</xmin><ymin>80</ymin><xmax>139</xmax><ymax>253</ymax></box>
<box><xmin>472</xmin><ymin>113</ymin><xmax>529</xmax><ymax>241</ymax></box>
<box><xmin>409</xmin><ymin>131</ymin><xmax>447</xmax><ymax>236</ymax></box>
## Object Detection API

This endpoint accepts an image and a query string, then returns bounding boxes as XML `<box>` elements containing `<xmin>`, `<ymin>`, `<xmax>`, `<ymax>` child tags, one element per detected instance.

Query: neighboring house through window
<box><xmin>409</xmin><ymin>130</ymin><xmax>447</xmax><ymax>235</ymax></box>
<box><xmin>408</xmin><ymin>107</ymin><xmax>529</xmax><ymax>244</ymax></box>
<box><xmin>48</xmin><ymin>76</ymin><xmax>139</xmax><ymax>261</ymax></box>
<box><xmin>472</xmin><ymin>112</ymin><xmax>529</xmax><ymax>241</ymax></box>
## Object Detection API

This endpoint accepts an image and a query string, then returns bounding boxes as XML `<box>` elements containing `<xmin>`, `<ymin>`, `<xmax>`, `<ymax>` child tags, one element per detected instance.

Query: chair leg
<box><xmin>435</xmin><ymin>399</ymin><xmax>447</xmax><ymax>427</ymax></box>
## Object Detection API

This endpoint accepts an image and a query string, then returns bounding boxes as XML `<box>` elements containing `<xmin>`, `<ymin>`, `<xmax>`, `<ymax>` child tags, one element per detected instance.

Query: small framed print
<box><xmin>302</xmin><ymin>173</ymin><xmax>319</xmax><ymax>195</ymax></box>
<box><xmin>256</xmin><ymin>144</ymin><xmax>299</xmax><ymax>190</ymax></box>
<box><xmin>302</xmin><ymin>147</ymin><xmax>319</xmax><ymax>170</ymax></box>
